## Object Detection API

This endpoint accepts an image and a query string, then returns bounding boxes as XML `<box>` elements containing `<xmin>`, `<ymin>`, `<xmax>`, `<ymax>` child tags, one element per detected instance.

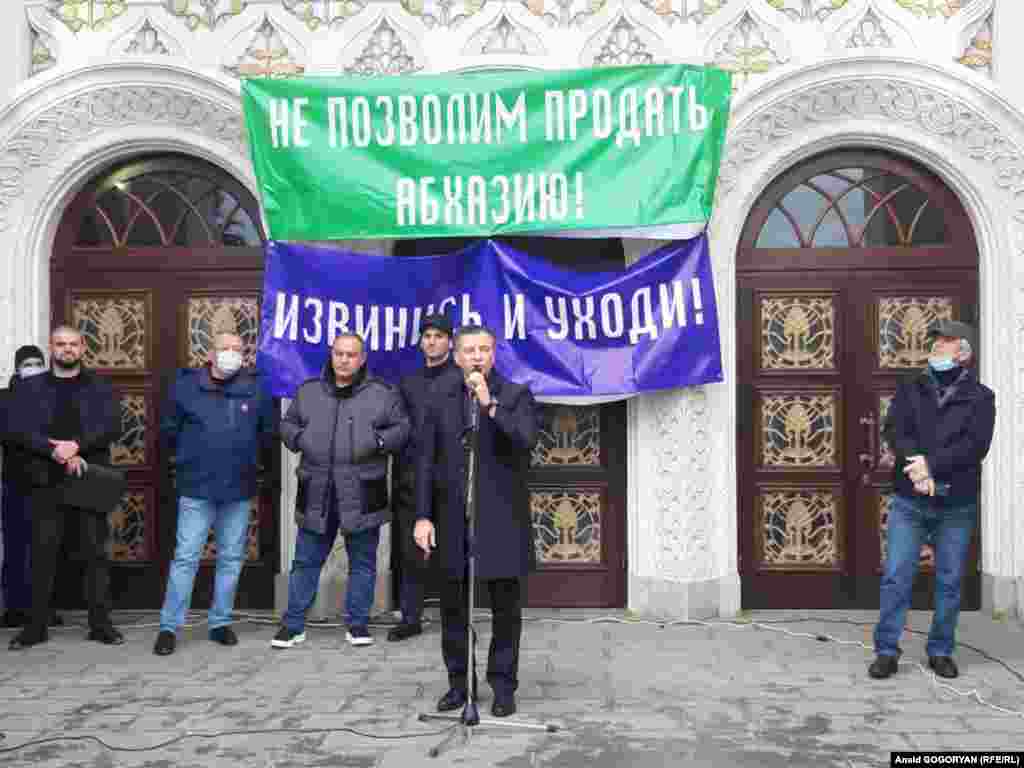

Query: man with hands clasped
<box><xmin>869</xmin><ymin>320</ymin><xmax>995</xmax><ymax>680</ymax></box>
<box><xmin>6</xmin><ymin>326</ymin><xmax>122</xmax><ymax>651</ymax></box>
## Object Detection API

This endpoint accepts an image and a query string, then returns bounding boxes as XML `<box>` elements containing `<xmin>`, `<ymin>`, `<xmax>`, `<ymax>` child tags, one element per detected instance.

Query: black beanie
<box><xmin>14</xmin><ymin>345</ymin><xmax>45</xmax><ymax>368</ymax></box>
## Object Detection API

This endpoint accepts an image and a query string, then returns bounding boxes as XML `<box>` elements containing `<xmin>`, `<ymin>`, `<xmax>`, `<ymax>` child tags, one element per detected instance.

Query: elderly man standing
<box><xmin>153</xmin><ymin>331</ymin><xmax>276</xmax><ymax>656</ymax></box>
<box><xmin>414</xmin><ymin>324</ymin><xmax>539</xmax><ymax>718</ymax></box>
<box><xmin>869</xmin><ymin>320</ymin><xmax>995</xmax><ymax>680</ymax></box>
<box><xmin>7</xmin><ymin>326</ymin><xmax>121</xmax><ymax>651</ymax></box>
<box><xmin>272</xmin><ymin>333</ymin><xmax>409</xmax><ymax>649</ymax></box>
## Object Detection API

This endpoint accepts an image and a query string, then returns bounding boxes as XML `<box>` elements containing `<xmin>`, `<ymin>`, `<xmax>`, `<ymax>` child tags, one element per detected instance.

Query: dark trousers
<box><xmin>399</xmin><ymin>569</ymin><xmax>425</xmax><ymax>625</ymax></box>
<box><xmin>1</xmin><ymin>483</ymin><xmax>33</xmax><ymax>613</ymax></box>
<box><xmin>27</xmin><ymin>492</ymin><xmax>112</xmax><ymax>635</ymax></box>
<box><xmin>441</xmin><ymin>577</ymin><xmax>522</xmax><ymax>697</ymax></box>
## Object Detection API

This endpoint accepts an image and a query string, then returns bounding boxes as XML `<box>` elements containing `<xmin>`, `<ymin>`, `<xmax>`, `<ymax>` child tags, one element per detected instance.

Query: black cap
<box><xmin>420</xmin><ymin>313</ymin><xmax>452</xmax><ymax>336</ymax></box>
<box><xmin>14</xmin><ymin>344</ymin><xmax>45</xmax><ymax>368</ymax></box>
<box><xmin>926</xmin><ymin>319</ymin><xmax>976</xmax><ymax>350</ymax></box>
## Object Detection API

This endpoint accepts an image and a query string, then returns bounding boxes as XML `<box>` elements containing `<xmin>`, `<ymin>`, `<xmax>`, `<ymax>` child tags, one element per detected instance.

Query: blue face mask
<box><xmin>928</xmin><ymin>355</ymin><xmax>957</xmax><ymax>372</ymax></box>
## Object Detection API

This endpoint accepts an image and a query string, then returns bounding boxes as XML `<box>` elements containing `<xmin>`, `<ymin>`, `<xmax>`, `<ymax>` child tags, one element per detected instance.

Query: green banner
<box><xmin>242</xmin><ymin>65</ymin><xmax>732</xmax><ymax>240</ymax></box>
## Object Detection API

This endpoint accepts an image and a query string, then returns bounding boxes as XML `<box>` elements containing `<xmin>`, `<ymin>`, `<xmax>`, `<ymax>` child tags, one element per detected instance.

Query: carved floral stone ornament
<box><xmin>0</xmin><ymin>86</ymin><xmax>245</xmax><ymax>230</ymax></box>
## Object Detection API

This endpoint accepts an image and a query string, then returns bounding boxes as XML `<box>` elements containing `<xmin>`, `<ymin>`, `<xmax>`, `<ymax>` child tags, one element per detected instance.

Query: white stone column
<box><xmin>993</xmin><ymin>1</ymin><xmax>1024</xmax><ymax>115</ymax></box>
<box><xmin>621</xmin><ymin>238</ymin><xmax>735</xmax><ymax>620</ymax></box>
<box><xmin>0</xmin><ymin>0</ymin><xmax>32</xmax><ymax>387</ymax></box>
<box><xmin>995</xmin><ymin>0</ymin><xmax>1024</xmax><ymax>623</ymax></box>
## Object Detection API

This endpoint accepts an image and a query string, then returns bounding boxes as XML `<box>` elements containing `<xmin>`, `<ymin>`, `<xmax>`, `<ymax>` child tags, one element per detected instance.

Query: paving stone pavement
<box><xmin>1</xmin><ymin>609</ymin><xmax>1022</xmax><ymax>767</ymax></box>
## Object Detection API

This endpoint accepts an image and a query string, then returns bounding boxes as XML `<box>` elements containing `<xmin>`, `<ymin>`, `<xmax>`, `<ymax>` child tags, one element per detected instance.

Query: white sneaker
<box><xmin>271</xmin><ymin>626</ymin><xmax>306</xmax><ymax>649</ymax></box>
<box><xmin>346</xmin><ymin>627</ymin><xmax>374</xmax><ymax>646</ymax></box>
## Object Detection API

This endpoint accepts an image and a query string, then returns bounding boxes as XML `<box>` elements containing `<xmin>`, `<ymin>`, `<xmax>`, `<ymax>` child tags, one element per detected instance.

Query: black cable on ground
<box><xmin>0</xmin><ymin>725</ymin><xmax>459</xmax><ymax>755</ymax></box>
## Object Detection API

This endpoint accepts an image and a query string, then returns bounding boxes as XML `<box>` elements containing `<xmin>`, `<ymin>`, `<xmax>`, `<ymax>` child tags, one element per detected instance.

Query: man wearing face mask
<box><xmin>1</xmin><ymin>345</ymin><xmax>47</xmax><ymax>627</ymax></box>
<box><xmin>869</xmin><ymin>319</ymin><xmax>995</xmax><ymax>681</ymax></box>
<box><xmin>153</xmin><ymin>332</ymin><xmax>276</xmax><ymax>656</ymax></box>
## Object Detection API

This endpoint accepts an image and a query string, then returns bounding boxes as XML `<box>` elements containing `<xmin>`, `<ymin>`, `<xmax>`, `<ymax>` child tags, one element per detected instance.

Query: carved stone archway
<box><xmin>690</xmin><ymin>57</ymin><xmax>1024</xmax><ymax>618</ymax></box>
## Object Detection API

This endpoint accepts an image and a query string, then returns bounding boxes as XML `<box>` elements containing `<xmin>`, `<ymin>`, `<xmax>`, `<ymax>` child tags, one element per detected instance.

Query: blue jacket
<box><xmin>161</xmin><ymin>367</ymin><xmax>276</xmax><ymax>503</ymax></box>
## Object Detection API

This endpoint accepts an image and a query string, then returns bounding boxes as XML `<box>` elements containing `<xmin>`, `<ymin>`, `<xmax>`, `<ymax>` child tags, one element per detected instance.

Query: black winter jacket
<box><xmin>882</xmin><ymin>367</ymin><xmax>995</xmax><ymax>502</ymax></box>
<box><xmin>4</xmin><ymin>369</ymin><xmax>119</xmax><ymax>488</ymax></box>
<box><xmin>281</xmin><ymin>362</ymin><xmax>409</xmax><ymax>535</ymax></box>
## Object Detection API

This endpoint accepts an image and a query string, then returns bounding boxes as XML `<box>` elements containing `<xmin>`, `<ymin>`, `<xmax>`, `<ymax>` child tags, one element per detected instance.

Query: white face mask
<box><xmin>17</xmin><ymin>362</ymin><xmax>46</xmax><ymax>378</ymax></box>
<box><xmin>215</xmin><ymin>350</ymin><xmax>243</xmax><ymax>376</ymax></box>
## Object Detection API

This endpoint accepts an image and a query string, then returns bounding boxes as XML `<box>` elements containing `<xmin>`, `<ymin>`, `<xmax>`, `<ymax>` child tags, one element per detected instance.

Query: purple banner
<box><xmin>258</xmin><ymin>236</ymin><xmax>722</xmax><ymax>399</ymax></box>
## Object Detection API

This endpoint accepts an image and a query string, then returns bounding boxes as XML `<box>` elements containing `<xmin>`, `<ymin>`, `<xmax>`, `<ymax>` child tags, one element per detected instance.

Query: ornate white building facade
<box><xmin>1</xmin><ymin>0</ymin><xmax>1022</xmax><ymax>621</ymax></box>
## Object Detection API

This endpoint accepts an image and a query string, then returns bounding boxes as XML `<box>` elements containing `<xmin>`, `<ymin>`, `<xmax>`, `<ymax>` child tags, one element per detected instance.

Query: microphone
<box><xmin>466</xmin><ymin>367</ymin><xmax>482</xmax><ymax>432</ymax></box>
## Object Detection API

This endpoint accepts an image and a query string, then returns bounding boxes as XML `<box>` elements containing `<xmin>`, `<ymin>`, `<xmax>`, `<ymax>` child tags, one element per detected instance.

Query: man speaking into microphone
<box><xmin>414</xmin><ymin>324</ymin><xmax>539</xmax><ymax>718</ymax></box>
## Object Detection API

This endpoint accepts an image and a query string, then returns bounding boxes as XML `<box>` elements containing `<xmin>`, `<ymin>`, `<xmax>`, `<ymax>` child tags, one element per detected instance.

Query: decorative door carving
<box><xmin>738</xmin><ymin>150</ymin><xmax>980</xmax><ymax>609</ymax></box>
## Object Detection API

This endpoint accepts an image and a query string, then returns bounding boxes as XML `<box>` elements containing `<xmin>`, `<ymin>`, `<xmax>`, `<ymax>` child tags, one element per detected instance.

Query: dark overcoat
<box><xmin>393</xmin><ymin>357</ymin><xmax>461</xmax><ymax>567</ymax></box>
<box><xmin>415</xmin><ymin>369</ymin><xmax>539</xmax><ymax>581</ymax></box>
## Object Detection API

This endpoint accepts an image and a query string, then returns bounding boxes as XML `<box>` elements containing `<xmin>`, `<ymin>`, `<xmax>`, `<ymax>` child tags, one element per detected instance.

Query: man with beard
<box><xmin>1</xmin><ymin>345</ymin><xmax>47</xmax><ymax>628</ymax></box>
<box><xmin>7</xmin><ymin>326</ymin><xmax>122</xmax><ymax>650</ymax></box>
<box><xmin>388</xmin><ymin>313</ymin><xmax>461</xmax><ymax>642</ymax></box>
<box><xmin>414</xmin><ymin>325</ymin><xmax>539</xmax><ymax>718</ymax></box>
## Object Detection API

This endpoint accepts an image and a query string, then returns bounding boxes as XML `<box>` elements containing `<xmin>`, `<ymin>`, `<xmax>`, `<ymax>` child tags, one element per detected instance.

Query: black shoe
<box><xmin>88</xmin><ymin>625</ymin><xmax>124</xmax><ymax>645</ymax></box>
<box><xmin>491</xmin><ymin>695</ymin><xmax>517</xmax><ymax>718</ymax></box>
<box><xmin>387</xmin><ymin>623</ymin><xmax>423</xmax><ymax>642</ymax></box>
<box><xmin>153</xmin><ymin>631</ymin><xmax>176</xmax><ymax>656</ymax></box>
<box><xmin>868</xmin><ymin>654</ymin><xmax>900</xmax><ymax>679</ymax></box>
<box><xmin>9</xmin><ymin>629</ymin><xmax>48</xmax><ymax>650</ymax></box>
<box><xmin>436</xmin><ymin>688</ymin><xmax>467</xmax><ymax>712</ymax></box>
<box><xmin>928</xmin><ymin>656</ymin><xmax>959</xmax><ymax>679</ymax></box>
<box><xmin>271</xmin><ymin>626</ymin><xmax>306</xmax><ymax>649</ymax></box>
<box><xmin>0</xmin><ymin>610</ymin><xmax>28</xmax><ymax>628</ymax></box>
<box><xmin>49</xmin><ymin>613</ymin><xmax>64</xmax><ymax>627</ymax></box>
<box><xmin>209</xmin><ymin>626</ymin><xmax>238</xmax><ymax>646</ymax></box>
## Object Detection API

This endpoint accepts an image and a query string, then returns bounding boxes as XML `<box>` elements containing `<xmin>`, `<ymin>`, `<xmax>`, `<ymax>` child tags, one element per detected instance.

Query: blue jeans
<box><xmin>159</xmin><ymin>497</ymin><xmax>251</xmax><ymax>633</ymax></box>
<box><xmin>874</xmin><ymin>493</ymin><xmax>977</xmax><ymax>658</ymax></box>
<box><xmin>283</xmin><ymin>514</ymin><xmax>380</xmax><ymax>633</ymax></box>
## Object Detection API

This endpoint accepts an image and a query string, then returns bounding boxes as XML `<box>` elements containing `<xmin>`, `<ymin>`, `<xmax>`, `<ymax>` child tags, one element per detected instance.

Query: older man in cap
<box><xmin>869</xmin><ymin>319</ymin><xmax>995</xmax><ymax>680</ymax></box>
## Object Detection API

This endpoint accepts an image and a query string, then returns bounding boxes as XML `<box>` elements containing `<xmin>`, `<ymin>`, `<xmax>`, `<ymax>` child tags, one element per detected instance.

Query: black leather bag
<box><xmin>60</xmin><ymin>463</ymin><xmax>127</xmax><ymax>515</ymax></box>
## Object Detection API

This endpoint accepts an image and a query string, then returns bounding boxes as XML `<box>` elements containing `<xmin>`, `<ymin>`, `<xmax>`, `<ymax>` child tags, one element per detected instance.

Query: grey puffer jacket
<box><xmin>281</xmin><ymin>362</ymin><xmax>409</xmax><ymax>535</ymax></box>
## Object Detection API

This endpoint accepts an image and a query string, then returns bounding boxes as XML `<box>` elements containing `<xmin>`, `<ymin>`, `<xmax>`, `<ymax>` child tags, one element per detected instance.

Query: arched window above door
<box><xmin>71</xmin><ymin>156</ymin><xmax>263</xmax><ymax>249</ymax></box>
<box><xmin>755</xmin><ymin>167</ymin><xmax>948</xmax><ymax>248</ymax></box>
<box><xmin>739</xmin><ymin>150</ymin><xmax>976</xmax><ymax>267</ymax></box>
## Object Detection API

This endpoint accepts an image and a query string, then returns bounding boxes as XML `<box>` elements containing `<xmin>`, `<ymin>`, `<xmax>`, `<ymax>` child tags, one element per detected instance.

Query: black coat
<box><xmin>4</xmin><ymin>369</ymin><xmax>119</xmax><ymax>488</ymax></box>
<box><xmin>883</xmin><ymin>367</ymin><xmax>995</xmax><ymax>502</ymax></box>
<box><xmin>415</xmin><ymin>369</ymin><xmax>540</xmax><ymax>581</ymax></box>
<box><xmin>393</xmin><ymin>358</ymin><xmax>462</xmax><ymax>566</ymax></box>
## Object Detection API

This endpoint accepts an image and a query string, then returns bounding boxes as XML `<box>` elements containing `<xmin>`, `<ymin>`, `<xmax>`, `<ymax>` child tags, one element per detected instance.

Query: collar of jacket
<box><xmin>320</xmin><ymin>358</ymin><xmax>370</xmax><ymax>394</ymax></box>
<box><xmin>199</xmin><ymin>365</ymin><xmax>256</xmax><ymax>395</ymax></box>
<box><xmin>917</xmin><ymin>366</ymin><xmax>977</xmax><ymax>401</ymax></box>
<box><xmin>46</xmin><ymin>367</ymin><xmax>94</xmax><ymax>385</ymax></box>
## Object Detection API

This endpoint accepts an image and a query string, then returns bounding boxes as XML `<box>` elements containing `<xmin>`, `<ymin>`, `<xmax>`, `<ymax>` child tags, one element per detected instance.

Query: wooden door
<box><xmin>737</xmin><ymin>150</ymin><xmax>981</xmax><ymax>609</ymax></box>
<box><xmin>50</xmin><ymin>154</ymin><xmax>279</xmax><ymax>609</ymax></box>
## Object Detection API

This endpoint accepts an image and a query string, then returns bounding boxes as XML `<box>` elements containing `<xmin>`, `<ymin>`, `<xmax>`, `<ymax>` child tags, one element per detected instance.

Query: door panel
<box><xmin>525</xmin><ymin>402</ymin><xmax>627</xmax><ymax>607</ymax></box>
<box><xmin>739</xmin><ymin>271</ymin><xmax>979</xmax><ymax>609</ymax></box>
<box><xmin>50</xmin><ymin>154</ymin><xmax>277</xmax><ymax>609</ymax></box>
<box><xmin>738</xmin><ymin>150</ymin><xmax>981</xmax><ymax>611</ymax></box>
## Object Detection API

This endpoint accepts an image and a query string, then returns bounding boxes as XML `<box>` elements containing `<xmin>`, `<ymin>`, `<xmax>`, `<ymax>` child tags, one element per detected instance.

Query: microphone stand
<box><xmin>420</xmin><ymin>383</ymin><xmax>558</xmax><ymax>757</ymax></box>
